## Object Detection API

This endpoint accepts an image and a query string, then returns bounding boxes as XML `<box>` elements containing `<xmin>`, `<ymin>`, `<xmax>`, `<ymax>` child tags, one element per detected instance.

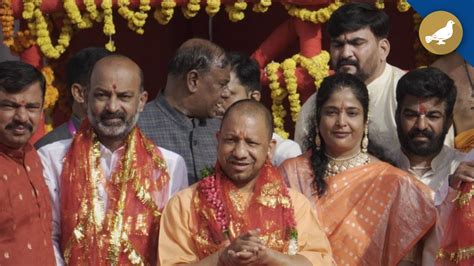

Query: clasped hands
<box><xmin>218</xmin><ymin>228</ymin><xmax>274</xmax><ymax>266</ymax></box>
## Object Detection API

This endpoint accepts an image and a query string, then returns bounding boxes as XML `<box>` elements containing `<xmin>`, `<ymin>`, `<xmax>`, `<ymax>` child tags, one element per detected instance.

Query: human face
<box><xmin>0</xmin><ymin>82</ymin><xmax>43</xmax><ymax>149</ymax></box>
<box><xmin>330</xmin><ymin>28</ymin><xmax>388</xmax><ymax>84</ymax></box>
<box><xmin>87</xmin><ymin>61</ymin><xmax>147</xmax><ymax>142</ymax></box>
<box><xmin>217</xmin><ymin>112</ymin><xmax>274</xmax><ymax>188</ymax></box>
<box><xmin>218</xmin><ymin>70</ymin><xmax>250</xmax><ymax>115</ymax></box>
<box><xmin>197</xmin><ymin>59</ymin><xmax>231</xmax><ymax>118</ymax></box>
<box><xmin>397</xmin><ymin>95</ymin><xmax>449</xmax><ymax>157</ymax></box>
<box><xmin>318</xmin><ymin>87</ymin><xmax>365</xmax><ymax>158</ymax></box>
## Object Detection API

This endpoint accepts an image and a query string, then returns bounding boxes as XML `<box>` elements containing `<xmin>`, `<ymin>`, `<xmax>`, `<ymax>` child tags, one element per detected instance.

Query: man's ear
<box><xmin>379</xmin><ymin>38</ymin><xmax>390</xmax><ymax>62</ymax></box>
<box><xmin>267</xmin><ymin>138</ymin><xmax>277</xmax><ymax>161</ymax></box>
<box><xmin>138</xmin><ymin>91</ymin><xmax>148</xmax><ymax>112</ymax></box>
<box><xmin>249</xmin><ymin>90</ymin><xmax>261</xmax><ymax>102</ymax></box>
<box><xmin>71</xmin><ymin>84</ymin><xmax>86</xmax><ymax>103</ymax></box>
<box><xmin>187</xmin><ymin>70</ymin><xmax>199</xmax><ymax>93</ymax></box>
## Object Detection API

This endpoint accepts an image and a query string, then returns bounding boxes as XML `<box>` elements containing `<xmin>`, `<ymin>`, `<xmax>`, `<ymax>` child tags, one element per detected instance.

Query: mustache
<box><xmin>5</xmin><ymin>121</ymin><xmax>33</xmax><ymax>132</ymax></box>
<box><xmin>100</xmin><ymin>111</ymin><xmax>126</xmax><ymax>121</ymax></box>
<box><xmin>336</xmin><ymin>58</ymin><xmax>359</xmax><ymax>70</ymax></box>
<box><xmin>407</xmin><ymin>128</ymin><xmax>435</xmax><ymax>140</ymax></box>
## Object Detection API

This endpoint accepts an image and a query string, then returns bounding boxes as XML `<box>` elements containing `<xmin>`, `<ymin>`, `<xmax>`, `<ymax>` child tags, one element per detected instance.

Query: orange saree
<box><xmin>279</xmin><ymin>151</ymin><xmax>437</xmax><ymax>266</ymax></box>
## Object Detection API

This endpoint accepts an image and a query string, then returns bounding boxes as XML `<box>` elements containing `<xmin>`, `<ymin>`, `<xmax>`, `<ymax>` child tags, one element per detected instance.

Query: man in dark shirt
<box><xmin>138</xmin><ymin>38</ymin><xmax>230</xmax><ymax>184</ymax></box>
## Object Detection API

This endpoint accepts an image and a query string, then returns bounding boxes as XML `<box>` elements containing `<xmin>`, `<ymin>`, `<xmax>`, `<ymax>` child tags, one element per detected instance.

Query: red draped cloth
<box><xmin>59</xmin><ymin>120</ymin><xmax>170</xmax><ymax>265</ymax></box>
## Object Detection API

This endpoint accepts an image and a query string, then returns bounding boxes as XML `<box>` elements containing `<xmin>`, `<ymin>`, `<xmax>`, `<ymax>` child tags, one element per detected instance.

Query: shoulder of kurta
<box><xmin>163</xmin><ymin>184</ymin><xmax>197</xmax><ymax>213</ymax></box>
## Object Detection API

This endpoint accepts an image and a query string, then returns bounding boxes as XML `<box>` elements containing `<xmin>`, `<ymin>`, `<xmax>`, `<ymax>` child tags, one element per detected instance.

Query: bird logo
<box><xmin>425</xmin><ymin>20</ymin><xmax>455</xmax><ymax>45</ymax></box>
<box><xmin>419</xmin><ymin>11</ymin><xmax>463</xmax><ymax>55</ymax></box>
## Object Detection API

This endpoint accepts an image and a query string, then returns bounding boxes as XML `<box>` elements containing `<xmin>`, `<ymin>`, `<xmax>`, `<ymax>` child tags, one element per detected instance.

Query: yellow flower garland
<box><xmin>23</xmin><ymin>0</ymin><xmax>74</xmax><ymax>59</ymax></box>
<box><xmin>266</xmin><ymin>52</ymin><xmax>330</xmax><ymax>138</ymax></box>
<box><xmin>375</xmin><ymin>0</ymin><xmax>384</xmax><ymax>10</ymax></box>
<box><xmin>118</xmin><ymin>0</ymin><xmax>150</xmax><ymax>34</ymax></box>
<box><xmin>206</xmin><ymin>0</ymin><xmax>221</xmax><ymax>17</ymax></box>
<box><xmin>64</xmin><ymin>0</ymin><xmax>94</xmax><ymax>29</ymax></box>
<box><xmin>154</xmin><ymin>0</ymin><xmax>176</xmax><ymax>25</ymax></box>
<box><xmin>397</xmin><ymin>0</ymin><xmax>410</xmax><ymax>12</ymax></box>
<box><xmin>282</xmin><ymin>58</ymin><xmax>300</xmax><ymax>122</ymax></box>
<box><xmin>252</xmin><ymin>0</ymin><xmax>271</xmax><ymax>13</ymax></box>
<box><xmin>41</xmin><ymin>66</ymin><xmax>59</xmax><ymax>133</ymax></box>
<box><xmin>182</xmin><ymin>0</ymin><xmax>201</xmax><ymax>19</ymax></box>
<box><xmin>286</xmin><ymin>1</ymin><xmax>343</xmax><ymax>24</ymax></box>
<box><xmin>101</xmin><ymin>0</ymin><xmax>116</xmax><ymax>51</ymax></box>
<box><xmin>266</xmin><ymin>61</ymin><xmax>289</xmax><ymax>139</ymax></box>
<box><xmin>225</xmin><ymin>0</ymin><xmax>247</xmax><ymax>22</ymax></box>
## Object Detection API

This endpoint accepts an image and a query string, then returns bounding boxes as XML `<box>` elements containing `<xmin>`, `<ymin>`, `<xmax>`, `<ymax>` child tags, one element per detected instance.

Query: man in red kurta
<box><xmin>0</xmin><ymin>61</ymin><xmax>56</xmax><ymax>265</ymax></box>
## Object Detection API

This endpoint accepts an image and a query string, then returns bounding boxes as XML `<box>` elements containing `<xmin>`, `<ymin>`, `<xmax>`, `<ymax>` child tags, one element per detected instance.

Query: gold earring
<box><xmin>315</xmin><ymin>129</ymin><xmax>321</xmax><ymax>151</ymax></box>
<box><xmin>362</xmin><ymin>124</ymin><xmax>368</xmax><ymax>153</ymax></box>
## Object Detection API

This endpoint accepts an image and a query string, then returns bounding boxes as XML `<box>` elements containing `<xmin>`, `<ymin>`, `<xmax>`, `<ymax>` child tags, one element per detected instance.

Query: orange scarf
<box><xmin>192</xmin><ymin>162</ymin><xmax>298</xmax><ymax>259</ymax></box>
<box><xmin>60</xmin><ymin>120</ymin><xmax>170</xmax><ymax>265</ymax></box>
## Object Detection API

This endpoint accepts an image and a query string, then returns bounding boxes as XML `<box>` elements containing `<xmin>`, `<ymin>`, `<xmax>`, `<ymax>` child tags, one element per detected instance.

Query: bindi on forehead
<box><xmin>112</xmin><ymin>83</ymin><xmax>117</xmax><ymax>90</ymax></box>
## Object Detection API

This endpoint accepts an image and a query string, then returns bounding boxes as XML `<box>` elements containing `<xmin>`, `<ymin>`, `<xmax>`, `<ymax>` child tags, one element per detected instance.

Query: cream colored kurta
<box><xmin>158</xmin><ymin>184</ymin><xmax>334</xmax><ymax>265</ymax></box>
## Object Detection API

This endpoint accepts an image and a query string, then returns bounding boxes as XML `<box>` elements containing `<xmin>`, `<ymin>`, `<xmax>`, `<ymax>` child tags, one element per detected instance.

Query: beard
<box><xmin>335</xmin><ymin>58</ymin><xmax>370</xmax><ymax>82</ymax></box>
<box><xmin>88</xmin><ymin>109</ymin><xmax>139</xmax><ymax>140</ymax></box>
<box><xmin>398</xmin><ymin>126</ymin><xmax>448</xmax><ymax>157</ymax></box>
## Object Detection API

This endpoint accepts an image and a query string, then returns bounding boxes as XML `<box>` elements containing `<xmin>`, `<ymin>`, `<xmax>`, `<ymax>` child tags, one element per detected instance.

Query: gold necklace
<box><xmin>324</xmin><ymin>151</ymin><xmax>370</xmax><ymax>177</ymax></box>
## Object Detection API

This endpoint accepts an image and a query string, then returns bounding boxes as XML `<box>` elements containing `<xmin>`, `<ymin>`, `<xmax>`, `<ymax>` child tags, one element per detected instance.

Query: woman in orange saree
<box><xmin>279</xmin><ymin>73</ymin><xmax>437</xmax><ymax>265</ymax></box>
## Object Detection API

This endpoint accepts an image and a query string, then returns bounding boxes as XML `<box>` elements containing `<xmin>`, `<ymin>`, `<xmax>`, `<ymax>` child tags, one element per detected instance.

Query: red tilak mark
<box><xmin>418</xmin><ymin>99</ymin><xmax>427</xmax><ymax>114</ymax></box>
<box><xmin>19</xmin><ymin>100</ymin><xmax>26</xmax><ymax>106</ymax></box>
<box><xmin>112</xmin><ymin>84</ymin><xmax>117</xmax><ymax>90</ymax></box>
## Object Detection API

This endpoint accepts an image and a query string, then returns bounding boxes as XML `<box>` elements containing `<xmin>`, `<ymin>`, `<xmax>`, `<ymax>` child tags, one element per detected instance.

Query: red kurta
<box><xmin>0</xmin><ymin>143</ymin><xmax>56</xmax><ymax>265</ymax></box>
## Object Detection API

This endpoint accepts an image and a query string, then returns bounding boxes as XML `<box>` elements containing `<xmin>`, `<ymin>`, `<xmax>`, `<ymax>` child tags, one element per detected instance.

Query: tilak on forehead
<box><xmin>418</xmin><ymin>98</ymin><xmax>427</xmax><ymax>114</ymax></box>
<box><xmin>112</xmin><ymin>83</ymin><xmax>116</xmax><ymax>90</ymax></box>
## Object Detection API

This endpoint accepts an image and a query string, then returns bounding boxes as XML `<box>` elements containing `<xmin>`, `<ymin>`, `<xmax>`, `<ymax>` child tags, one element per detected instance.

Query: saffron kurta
<box><xmin>158</xmin><ymin>184</ymin><xmax>334</xmax><ymax>265</ymax></box>
<box><xmin>0</xmin><ymin>143</ymin><xmax>56</xmax><ymax>265</ymax></box>
<box><xmin>279</xmin><ymin>152</ymin><xmax>437</xmax><ymax>266</ymax></box>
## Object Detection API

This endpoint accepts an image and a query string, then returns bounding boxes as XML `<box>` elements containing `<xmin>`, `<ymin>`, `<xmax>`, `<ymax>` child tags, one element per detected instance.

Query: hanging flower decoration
<box><xmin>41</xmin><ymin>66</ymin><xmax>59</xmax><ymax>133</ymax></box>
<box><xmin>285</xmin><ymin>0</ymin><xmax>343</xmax><ymax>24</ymax></box>
<box><xmin>154</xmin><ymin>0</ymin><xmax>176</xmax><ymax>25</ymax></box>
<box><xmin>118</xmin><ymin>0</ymin><xmax>150</xmax><ymax>34</ymax></box>
<box><xmin>266</xmin><ymin>52</ymin><xmax>330</xmax><ymax>138</ymax></box>
<box><xmin>397</xmin><ymin>0</ymin><xmax>410</xmax><ymax>12</ymax></box>
<box><xmin>252</xmin><ymin>0</ymin><xmax>272</xmax><ymax>13</ymax></box>
<box><xmin>0</xmin><ymin>0</ymin><xmax>14</xmax><ymax>47</ymax></box>
<box><xmin>225</xmin><ymin>0</ymin><xmax>247</xmax><ymax>22</ymax></box>
<box><xmin>64</xmin><ymin>0</ymin><xmax>94</xmax><ymax>29</ymax></box>
<box><xmin>101</xmin><ymin>0</ymin><xmax>116</xmax><ymax>51</ymax></box>
<box><xmin>375</xmin><ymin>0</ymin><xmax>384</xmax><ymax>9</ymax></box>
<box><xmin>206</xmin><ymin>0</ymin><xmax>221</xmax><ymax>17</ymax></box>
<box><xmin>182</xmin><ymin>0</ymin><xmax>201</xmax><ymax>19</ymax></box>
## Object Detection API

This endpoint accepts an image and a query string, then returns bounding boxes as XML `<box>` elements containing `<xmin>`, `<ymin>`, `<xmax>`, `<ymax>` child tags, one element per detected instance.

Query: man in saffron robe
<box><xmin>0</xmin><ymin>61</ymin><xmax>56</xmax><ymax>265</ymax></box>
<box><xmin>38</xmin><ymin>55</ymin><xmax>188</xmax><ymax>265</ymax></box>
<box><xmin>159</xmin><ymin>100</ymin><xmax>333</xmax><ymax>265</ymax></box>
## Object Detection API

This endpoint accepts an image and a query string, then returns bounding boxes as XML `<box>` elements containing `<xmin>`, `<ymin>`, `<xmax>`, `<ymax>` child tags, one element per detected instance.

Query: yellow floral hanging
<box><xmin>24</xmin><ymin>0</ymin><xmax>74</xmax><ymax>59</ymax></box>
<box><xmin>252</xmin><ymin>0</ymin><xmax>271</xmax><ymax>13</ymax></box>
<box><xmin>266</xmin><ymin>61</ymin><xmax>289</xmax><ymax>139</ymax></box>
<box><xmin>225</xmin><ymin>0</ymin><xmax>247</xmax><ymax>22</ymax></box>
<box><xmin>102</xmin><ymin>0</ymin><xmax>116</xmax><ymax>51</ymax></box>
<box><xmin>41</xmin><ymin>66</ymin><xmax>59</xmax><ymax>133</ymax></box>
<box><xmin>281</xmin><ymin>58</ymin><xmax>300</xmax><ymax>122</ymax></box>
<box><xmin>375</xmin><ymin>0</ymin><xmax>384</xmax><ymax>9</ymax></box>
<box><xmin>182</xmin><ymin>0</ymin><xmax>201</xmax><ymax>19</ymax></box>
<box><xmin>206</xmin><ymin>0</ymin><xmax>221</xmax><ymax>17</ymax></box>
<box><xmin>154</xmin><ymin>0</ymin><xmax>176</xmax><ymax>25</ymax></box>
<box><xmin>64</xmin><ymin>0</ymin><xmax>94</xmax><ymax>29</ymax></box>
<box><xmin>397</xmin><ymin>0</ymin><xmax>410</xmax><ymax>12</ymax></box>
<box><xmin>118</xmin><ymin>0</ymin><xmax>151</xmax><ymax>34</ymax></box>
<box><xmin>286</xmin><ymin>1</ymin><xmax>343</xmax><ymax>24</ymax></box>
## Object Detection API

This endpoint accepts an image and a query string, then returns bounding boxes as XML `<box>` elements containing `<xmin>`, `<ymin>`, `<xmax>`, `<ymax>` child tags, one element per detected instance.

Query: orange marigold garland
<box><xmin>154</xmin><ymin>0</ymin><xmax>176</xmax><ymax>25</ymax></box>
